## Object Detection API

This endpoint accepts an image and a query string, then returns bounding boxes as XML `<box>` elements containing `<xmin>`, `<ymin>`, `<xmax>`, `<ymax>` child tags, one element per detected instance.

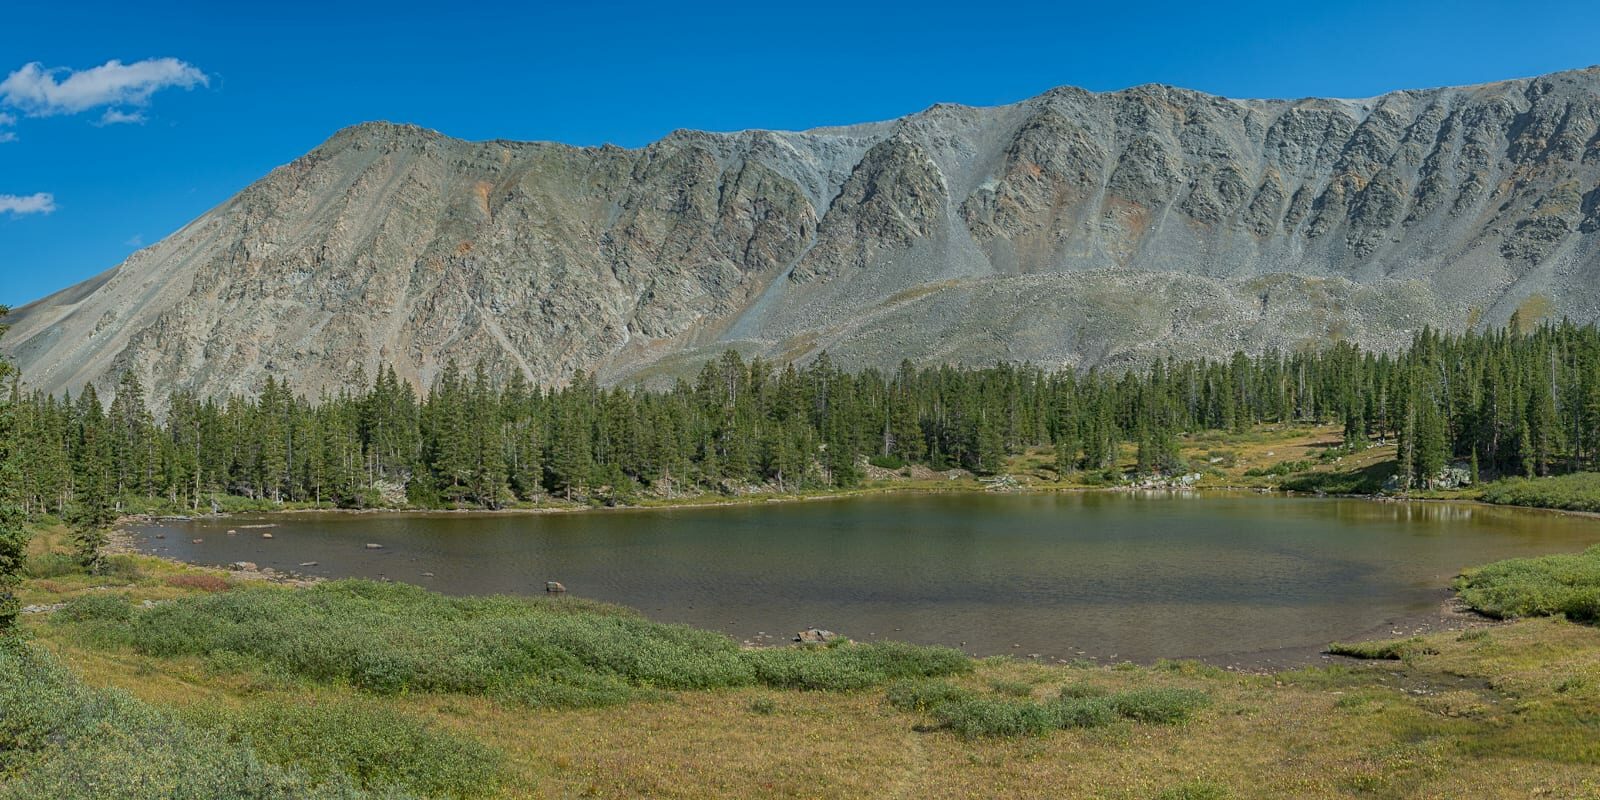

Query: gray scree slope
<box><xmin>7</xmin><ymin>67</ymin><xmax>1600</xmax><ymax>402</ymax></box>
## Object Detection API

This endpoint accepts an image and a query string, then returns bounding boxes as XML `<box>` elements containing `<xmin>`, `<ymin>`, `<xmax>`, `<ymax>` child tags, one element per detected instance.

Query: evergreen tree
<box><xmin>1053</xmin><ymin>427</ymin><xmax>1080</xmax><ymax>477</ymax></box>
<box><xmin>70</xmin><ymin>384</ymin><xmax>115</xmax><ymax>572</ymax></box>
<box><xmin>1415</xmin><ymin>402</ymin><xmax>1449</xmax><ymax>488</ymax></box>
<box><xmin>467</xmin><ymin>363</ymin><xmax>507</xmax><ymax>507</ymax></box>
<box><xmin>1341</xmin><ymin>402</ymin><xmax>1367</xmax><ymax>451</ymax></box>
<box><xmin>502</xmin><ymin>372</ymin><xmax>543</xmax><ymax>500</ymax></box>
<box><xmin>1526</xmin><ymin>376</ymin><xmax>1560</xmax><ymax>477</ymax></box>
<box><xmin>0</xmin><ymin>312</ymin><xmax>28</xmax><ymax>634</ymax></box>
<box><xmin>7</xmin><ymin>318</ymin><xmax>1600</xmax><ymax>514</ymax></box>
<box><xmin>973</xmin><ymin>411</ymin><xmax>1006</xmax><ymax>475</ymax></box>
<box><xmin>547</xmin><ymin>375</ymin><xmax>595</xmax><ymax>499</ymax></box>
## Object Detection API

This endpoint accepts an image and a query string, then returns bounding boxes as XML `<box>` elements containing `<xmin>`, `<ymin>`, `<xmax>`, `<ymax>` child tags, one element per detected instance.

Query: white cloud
<box><xmin>0</xmin><ymin>111</ymin><xmax>13</xmax><ymax>143</ymax></box>
<box><xmin>0</xmin><ymin>192</ymin><xmax>56</xmax><ymax>215</ymax></box>
<box><xmin>97</xmin><ymin>108</ymin><xmax>145</xmax><ymax>126</ymax></box>
<box><xmin>125</xmin><ymin>233</ymin><xmax>144</xmax><ymax>247</ymax></box>
<box><xmin>0</xmin><ymin>132</ymin><xmax>14</xmax><ymax>144</ymax></box>
<box><xmin>0</xmin><ymin>58</ymin><xmax>207</xmax><ymax>117</ymax></box>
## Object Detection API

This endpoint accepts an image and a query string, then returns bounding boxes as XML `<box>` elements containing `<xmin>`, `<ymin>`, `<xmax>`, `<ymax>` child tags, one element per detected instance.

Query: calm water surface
<box><xmin>128</xmin><ymin>493</ymin><xmax>1600</xmax><ymax>664</ymax></box>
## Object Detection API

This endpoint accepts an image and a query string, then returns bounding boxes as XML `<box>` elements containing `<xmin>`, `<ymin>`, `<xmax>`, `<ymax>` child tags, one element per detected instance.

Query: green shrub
<box><xmin>885</xmin><ymin>679</ymin><xmax>972</xmax><ymax>712</ymax></box>
<box><xmin>56</xmin><ymin>592</ymin><xmax>133</xmax><ymax>623</ymax></box>
<box><xmin>743</xmin><ymin>641</ymin><xmax>968</xmax><ymax>691</ymax></box>
<box><xmin>1052</xmin><ymin>695</ymin><xmax>1117</xmax><ymax>728</ymax></box>
<box><xmin>1058</xmin><ymin>681</ymin><xmax>1110</xmax><ymax>699</ymax></box>
<box><xmin>744</xmin><ymin>647</ymin><xmax>878</xmax><ymax>691</ymax></box>
<box><xmin>1109</xmin><ymin>687</ymin><xmax>1210</xmax><ymax>724</ymax></box>
<box><xmin>99</xmin><ymin>555</ymin><xmax>146</xmax><ymax>583</ymax></box>
<box><xmin>167</xmin><ymin>573</ymin><xmax>233</xmax><ymax>592</ymax></box>
<box><xmin>888</xmin><ymin>679</ymin><xmax>1206</xmax><ymax>737</ymax></box>
<box><xmin>24</xmin><ymin>552</ymin><xmax>79</xmax><ymax>578</ymax></box>
<box><xmin>0</xmin><ymin>641</ymin><xmax>401</xmax><ymax>799</ymax></box>
<box><xmin>989</xmin><ymin>678</ymin><xmax>1033</xmax><ymax>697</ymax></box>
<box><xmin>933</xmin><ymin>696</ymin><xmax>1064</xmax><ymax>738</ymax></box>
<box><xmin>1481</xmin><ymin>473</ymin><xmax>1600</xmax><ymax>512</ymax></box>
<box><xmin>1243</xmin><ymin>460</ymin><xmax>1315</xmax><ymax>478</ymax></box>
<box><xmin>195</xmin><ymin>700</ymin><xmax>501</xmax><ymax>798</ymax></box>
<box><xmin>1326</xmin><ymin>637</ymin><xmax>1436</xmax><ymax>660</ymax></box>
<box><xmin>56</xmin><ymin>579</ymin><xmax>970</xmax><ymax>707</ymax></box>
<box><xmin>495</xmin><ymin>670</ymin><xmax>667</xmax><ymax>709</ymax></box>
<box><xmin>868</xmin><ymin>454</ymin><xmax>905</xmax><ymax>470</ymax></box>
<box><xmin>1455</xmin><ymin>544</ymin><xmax>1600</xmax><ymax>622</ymax></box>
<box><xmin>1279</xmin><ymin>461</ymin><xmax>1394</xmax><ymax>495</ymax></box>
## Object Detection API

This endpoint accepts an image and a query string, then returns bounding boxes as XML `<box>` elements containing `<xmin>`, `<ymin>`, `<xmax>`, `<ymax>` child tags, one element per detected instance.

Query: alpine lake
<box><xmin>128</xmin><ymin>491</ymin><xmax>1600</xmax><ymax>667</ymax></box>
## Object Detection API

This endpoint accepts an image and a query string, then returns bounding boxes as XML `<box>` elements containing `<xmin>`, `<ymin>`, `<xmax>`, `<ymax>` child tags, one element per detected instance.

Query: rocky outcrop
<box><xmin>8</xmin><ymin>67</ymin><xmax>1600</xmax><ymax>405</ymax></box>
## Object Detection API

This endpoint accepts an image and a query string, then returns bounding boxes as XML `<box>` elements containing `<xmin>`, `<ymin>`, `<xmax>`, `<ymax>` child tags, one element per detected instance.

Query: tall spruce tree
<box><xmin>0</xmin><ymin>311</ymin><xmax>28</xmax><ymax>634</ymax></box>
<box><xmin>70</xmin><ymin>384</ymin><xmax>116</xmax><ymax>572</ymax></box>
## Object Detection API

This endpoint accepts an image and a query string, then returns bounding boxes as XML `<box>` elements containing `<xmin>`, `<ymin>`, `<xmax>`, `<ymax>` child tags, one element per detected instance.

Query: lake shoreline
<box><xmin>121</xmin><ymin>479</ymin><xmax>1600</xmax><ymax>528</ymax></box>
<box><xmin>116</xmin><ymin>487</ymin><xmax>1579</xmax><ymax>673</ymax></box>
<box><xmin>115</xmin><ymin>520</ymin><xmax>1511</xmax><ymax>673</ymax></box>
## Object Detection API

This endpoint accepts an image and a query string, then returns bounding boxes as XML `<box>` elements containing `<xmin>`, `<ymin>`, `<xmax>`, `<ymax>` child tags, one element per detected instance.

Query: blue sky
<box><xmin>2</xmin><ymin>0</ymin><xmax>1598</xmax><ymax>307</ymax></box>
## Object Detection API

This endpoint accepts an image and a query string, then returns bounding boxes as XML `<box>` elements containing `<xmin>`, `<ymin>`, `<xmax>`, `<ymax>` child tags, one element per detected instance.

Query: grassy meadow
<box><xmin>10</xmin><ymin>428</ymin><xmax>1600</xmax><ymax>798</ymax></box>
<box><xmin>5</xmin><ymin>512</ymin><xmax>1600</xmax><ymax>799</ymax></box>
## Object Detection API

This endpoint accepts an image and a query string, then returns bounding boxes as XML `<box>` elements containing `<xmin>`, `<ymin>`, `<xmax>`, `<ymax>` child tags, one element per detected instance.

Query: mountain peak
<box><xmin>7</xmin><ymin>67</ymin><xmax>1600</xmax><ymax>407</ymax></box>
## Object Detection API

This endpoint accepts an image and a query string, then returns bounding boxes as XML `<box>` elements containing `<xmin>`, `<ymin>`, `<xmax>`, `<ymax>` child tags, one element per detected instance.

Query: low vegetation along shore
<box><xmin>8</xmin><ymin>322</ymin><xmax>1600</xmax><ymax>797</ymax></box>
<box><xmin>4</xmin><ymin>523</ymin><xmax>1600</xmax><ymax>799</ymax></box>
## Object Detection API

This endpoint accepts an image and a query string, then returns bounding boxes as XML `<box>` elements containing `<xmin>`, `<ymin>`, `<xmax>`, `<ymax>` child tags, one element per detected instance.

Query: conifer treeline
<box><xmin>8</xmin><ymin>320</ymin><xmax>1600</xmax><ymax>513</ymax></box>
<box><xmin>0</xmin><ymin>310</ymin><xmax>26</xmax><ymax>631</ymax></box>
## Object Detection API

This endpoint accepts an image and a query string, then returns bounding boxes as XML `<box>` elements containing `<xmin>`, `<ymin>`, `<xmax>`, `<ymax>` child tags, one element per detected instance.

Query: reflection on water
<box><xmin>127</xmin><ymin>493</ymin><xmax>1600</xmax><ymax>663</ymax></box>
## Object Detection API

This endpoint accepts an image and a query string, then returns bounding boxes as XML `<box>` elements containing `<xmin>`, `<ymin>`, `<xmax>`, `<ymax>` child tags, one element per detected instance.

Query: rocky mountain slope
<box><xmin>8</xmin><ymin>67</ymin><xmax>1600</xmax><ymax>402</ymax></box>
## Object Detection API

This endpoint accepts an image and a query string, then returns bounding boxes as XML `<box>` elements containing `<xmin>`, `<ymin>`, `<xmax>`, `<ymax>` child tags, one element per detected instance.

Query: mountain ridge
<box><xmin>8</xmin><ymin>65</ymin><xmax>1600</xmax><ymax>404</ymax></box>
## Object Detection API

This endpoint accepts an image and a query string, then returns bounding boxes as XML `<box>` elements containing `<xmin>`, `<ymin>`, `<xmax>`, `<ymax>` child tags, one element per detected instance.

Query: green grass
<box><xmin>1106</xmin><ymin>687</ymin><xmax>1212</xmax><ymax>723</ymax></box>
<box><xmin>1278</xmin><ymin>460</ymin><xmax>1395</xmax><ymax>494</ymax></box>
<box><xmin>1481</xmin><ymin>473</ymin><xmax>1600</xmax><ymax>512</ymax></box>
<box><xmin>1326</xmin><ymin>637</ymin><xmax>1438</xmax><ymax>660</ymax></box>
<box><xmin>1242</xmin><ymin>459</ymin><xmax>1316</xmax><ymax>478</ymax></box>
<box><xmin>1455</xmin><ymin>544</ymin><xmax>1600</xmax><ymax>622</ymax></box>
<box><xmin>884</xmin><ymin>678</ymin><xmax>1208</xmax><ymax>738</ymax></box>
<box><xmin>0</xmin><ymin>641</ymin><xmax>412</xmax><ymax>799</ymax></box>
<box><xmin>53</xmin><ymin>579</ymin><xmax>970</xmax><ymax>705</ymax></box>
<box><xmin>1155</xmin><ymin>781</ymin><xmax>1232</xmax><ymax>800</ymax></box>
<box><xmin>23</xmin><ymin>551</ymin><xmax>80</xmax><ymax>578</ymax></box>
<box><xmin>56</xmin><ymin>592</ymin><xmax>136</xmax><ymax>623</ymax></box>
<box><xmin>885</xmin><ymin>678</ymin><xmax>973</xmax><ymax>712</ymax></box>
<box><xmin>987</xmin><ymin>678</ymin><xmax>1034</xmax><ymax>697</ymax></box>
<box><xmin>188</xmin><ymin>699</ymin><xmax>502</xmax><ymax>798</ymax></box>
